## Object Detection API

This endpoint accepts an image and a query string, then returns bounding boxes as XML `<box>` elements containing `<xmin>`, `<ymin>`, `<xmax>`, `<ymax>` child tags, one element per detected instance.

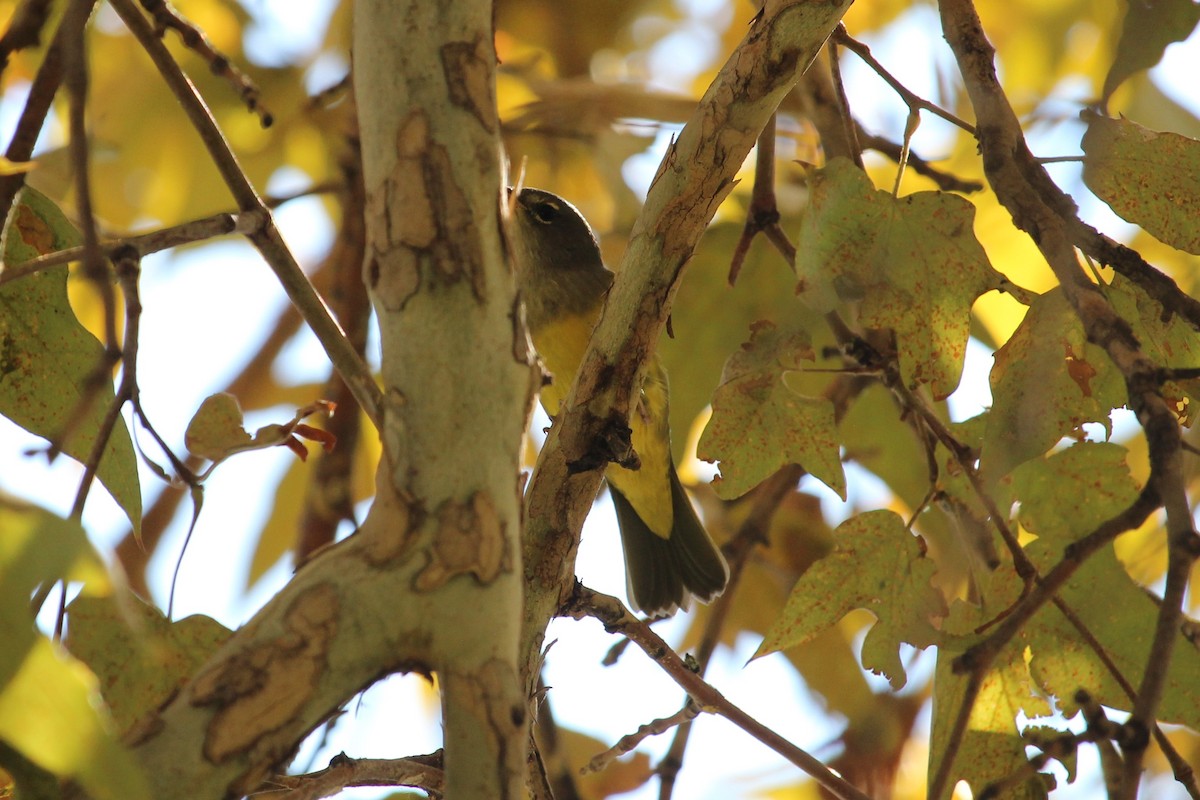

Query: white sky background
<box><xmin>2</xmin><ymin>1</ymin><xmax>1199</xmax><ymax>798</ymax></box>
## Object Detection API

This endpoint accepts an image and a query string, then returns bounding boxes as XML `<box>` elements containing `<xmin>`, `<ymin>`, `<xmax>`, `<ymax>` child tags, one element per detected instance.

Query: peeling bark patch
<box><xmin>370</xmin><ymin>113</ymin><xmax>436</xmax><ymax>310</ymax></box>
<box><xmin>425</xmin><ymin>146</ymin><xmax>487</xmax><ymax>301</ymax></box>
<box><xmin>414</xmin><ymin>491</ymin><xmax>511</xmax><ymax>591</ymax></box>
<box><xmin>363</xmin><ymin>483</ymin><xmax>423</xmax><ymax>566</ymax></box>
<box><xmin>369</xmin><ymin>110</ymin><xmax>487</xmax><ymax>310</ymax></box>
<box><xmin>442</xmin><ymin>37</ymin><xmax>497</xmax><ymax>133</ymax></box>
<box><xmin>192</xmin><ymin>584</ymin><xmax>340</xmax><ymax>764</ymax></box>
<box><xmin>393</xmin><ymin>113</ymin><xmax>439</xmax><ymax>249</ymax></box>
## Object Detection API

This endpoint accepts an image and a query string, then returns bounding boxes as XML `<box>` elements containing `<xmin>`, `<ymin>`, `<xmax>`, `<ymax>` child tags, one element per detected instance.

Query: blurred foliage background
<box><xmin>2</xmin><ymin>0</ymin><xmax>1199</xmax><ymax>797</ymax></box>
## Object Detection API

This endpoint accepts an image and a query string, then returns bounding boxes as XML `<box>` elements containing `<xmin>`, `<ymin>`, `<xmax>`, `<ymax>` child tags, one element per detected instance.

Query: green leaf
<box><xmin>796</xmin><ymin>158</ymin><xmax>1003</xmax><ymax>398</ymax></box>
<box><xmin>929</xmin><ymin>617</ymin><xmax>1052</xmax><ymax>800</ymax></box>
<box><xmin>1024</xmin><ymin>542</ymin><xmax>1200</xmax><ymax>728</ymax></box>
<box><xmin>982</xmin><ymin>288</ymin><xmax>1126</xmax><ymax>479</ymax></box>
<box><xmin>185</xmin><ymin>392</ymin><xmax>331</xmax><ymax>465</ymax></box>
<box><xmin>0</xmin><ymin>187</ymin><xmax>141</xmax><ymax>534</ymax></box>
<box><xmin>838</xmin><ymin>384</ymin><xmax>988</xmax><ymax>589</ymax></box>
<box><xmin>0</xmin><ymin>501</ymin><xmax>133</xmax><ymax>799</ymax></box>
<box><xmin>1106</xmin><ymin>274</ymin><xmax>1200</xmax><ymax>424</ymax></box>
<box><xmin>65</xmin><ymin>593</ymin><xmax>230</xmax><ymax>736</ymax></box>
<box><xmin>1010</xmin><ymin>442</ymin><xmax>1139</xmax><ymax>545</ymax></box>
<box><xmin>1082</xmin><ymin>114</ymin><xmax>1200</xmax><ymax>254</ymax></box>
<box><xmin>1101</xmin><ymin>0</ymin><xmax>1200</xmax><ymax>103</ymax></box>
<box><xmin>755</xmin><ymin>510</ymin><xmax>946</xmax><ymax>689</ymax></box>
<box><xmin>185</xmin><ymin>392</ymin><xmax>255</xmax><ymax>461</ymax></box>
<box><xmin>0</xmin><ymin>637</ymin><xmax>150</xmax><ymax>800</ymax></box>
<box><xmin>661</xmin><ymin>220</ymin><xmax>829</xmax><ymax>462</ymax></box>
<box><xmin>696</xmin><ymin>320</ymin><xmax>845</xmax><ymax>500</ymax></box>
<box><xmin>0</xmin><ymin>498</ymin><xmax>110</xmax><ymax>689</ymax></box>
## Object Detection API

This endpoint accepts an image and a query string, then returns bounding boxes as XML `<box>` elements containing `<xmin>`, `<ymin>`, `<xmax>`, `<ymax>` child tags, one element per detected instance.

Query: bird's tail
<box><xmin>610</xmin><ymin>467</ymin><xmax>729</xmax><ymax>617</ymax></box>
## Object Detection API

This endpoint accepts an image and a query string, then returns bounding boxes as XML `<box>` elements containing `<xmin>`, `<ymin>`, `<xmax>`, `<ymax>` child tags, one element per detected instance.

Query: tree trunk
<box><xmin>132</xmin><ymin>1</ymin><xmax>533</xmax><ymax>796</ymax></box>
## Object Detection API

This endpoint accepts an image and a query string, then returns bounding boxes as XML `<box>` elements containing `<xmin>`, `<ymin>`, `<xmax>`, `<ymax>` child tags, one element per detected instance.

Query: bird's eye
<box><xmin>530</xmin><ymin>200</ymin><xmax>559</xmax><ymax>224</ymax></box>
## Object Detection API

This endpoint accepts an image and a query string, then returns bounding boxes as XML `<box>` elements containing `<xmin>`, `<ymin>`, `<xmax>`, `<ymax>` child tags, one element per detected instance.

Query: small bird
<box><xmin>510</xmin><ymin>187</ymin><xmax>729</xmax><ymax>616</ymax></box>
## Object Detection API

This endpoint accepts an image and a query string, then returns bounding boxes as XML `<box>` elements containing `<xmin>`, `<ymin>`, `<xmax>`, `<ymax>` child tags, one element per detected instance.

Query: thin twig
<box><xmin>137</xmin><ymin>0</ymin><xmax>273</xmax><ymax>126</ymax></box>
<box><xmin>296</xmin><ymin>148</ymin><xmax>370</xmax><ymax>561</ymax></box>
<box><xmin>825</xmin><ymin>40</ymin><xmax>863</xmax><ymax>164</ymax></box>
<box><xmin>1051</xmin><ymin>596</ymin><xmax>1200</xmax><ymax>798</ymax></box>
<box><xmin>980</xmin><ymin>691</ymin><xmax>1125</xmax><ymax>800</ymax></box>
<box><xmin>0</xmin><ymin>1</ymin><xmax>93</xmax><ymax>222</ymax></box>
<box><xmin>108</xmin><ymin>0</ymin><xmax>382</xmax><ymax>430</ymax></box>
<box><xmin>658</xmin><ymin>377</ymin><xmax>868</xmax><ymax>800</ymax></box>
<box><xmin>3</xmin><ymin>184</ymin><xmax>335</xmax><ymax>285</ymax></box>
<box><xmin>255</xmin><ymin>751</ymin><xmax>445</xmax><ymax>800</ymax></box>
<box><xmin>937</xmin><ymin>2</ymin><xmax>1199</xmax><ymax>796</ymax></box>
<box><xmin>563</xmin><ymin>586</ymin><xmax>874</xmax><ymax>800</ymax></box>
<box><xmin>833</xmin><ymin>24</ymin><xmax>976</xmax><ymax>135</ymax></box>
<box><xmin>884</xmin><ymin>364</ymin><xmax>1038</xmax><ymax>589</ymax></box>
<box><xmin>1071</xmin><ymin>220</ymin><xmax>1200</xmax><ymax>335</ymax></box>
<box><xmin>656</xmin><ymin>467</ymin><xmax>800</xmax><ymax>800</ymax></box>
<box><xmin>934</xmin><ymin>486</ymin><xmax>1161</xmax><ymax>798</ymax></box>
<box><xmin>1</xmin><ymin>211</ymin><xmax>252</xmax><ymax>285</ymax></box>
<box><xmin>588</xmin><ymin>701</ymin><xmax>700</xmax><ymax>775</ymax></box>
<box><xmin>532</xmin><ymin>675</ymin><xmax>585</xmax><ymax>800</ymax></box>
<box><xmin>62</xmin><ymin>0</ymin><xmax>115</xmax><ymax>351</ymax></box>
<box><xmin>728</xmin><ymin>114</ymin><xmax>783</xmax><ymax>285</ymax></box>
<box><xmin>0</xmin><ymin>0</ymin><xmax>54</xmax><ymax>72</ymax></box>
<box><xmin>857</xmin><ymin>128</ymin><xmax>983</xmax><ymax>192</ymax></box>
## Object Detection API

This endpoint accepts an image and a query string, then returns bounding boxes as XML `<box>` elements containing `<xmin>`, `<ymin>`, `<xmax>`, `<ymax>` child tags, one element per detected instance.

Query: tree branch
<box><xmin>936</xmin><ymin>4</ymin><xmax>1200</xmax><ymax>797</ymax></box>
<box><xmin>563</xmin><ymin>586</ymin><xmax>873</xmax><ymax>800</ymax></box>
<box><xmin>107</xmin><ymin>0</ymin><xmax>382</xmax><ymax>430</ymax></box>
<box><xmin>260</xmin><ymin>751</ymin><xmax>445</xmax><ymax>800</ymax></box>
<box><xmin>520</xmin><ymin>0</ymin><xmax>853</xmax><ymax>712</ymax></box>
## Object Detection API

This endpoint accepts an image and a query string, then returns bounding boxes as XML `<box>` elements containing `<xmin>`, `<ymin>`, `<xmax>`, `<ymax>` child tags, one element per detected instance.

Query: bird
<box><xmin>510</xmin><ymin>186</ymin><xmax>729</xmax><ymax>616</ymax></box>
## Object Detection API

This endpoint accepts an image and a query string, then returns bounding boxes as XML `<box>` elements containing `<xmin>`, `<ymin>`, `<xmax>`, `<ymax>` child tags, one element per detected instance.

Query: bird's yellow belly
<box><xmin>530</xmin><ymin>314</ymin><xmax>675</xmax><ymax>538</ymax></box>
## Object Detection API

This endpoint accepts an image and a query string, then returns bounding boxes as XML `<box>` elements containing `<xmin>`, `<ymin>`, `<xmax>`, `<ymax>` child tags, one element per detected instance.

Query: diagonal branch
<box><xmin>936</xmin><ymin>3</ymin><xmax>1200</xmax><ymax>797</ymax></box>
<box><xmin>563</xmin><ymin>587</ymin><xmax>872</xmax><ymax>800</ymax></box>
<box><xmin>107</xmin><ymin>0</ymin><xmax>382</xmax><ymax>430</ymax></box>
<box><xmin>565</xmin><ymin>587</ymin><xmax>873</xmax><ymax>800</ymax></box>
<box><xmin>520</xmin><ymin>0</ymin><xmax>854</xmax><ymax>703</ymax></box>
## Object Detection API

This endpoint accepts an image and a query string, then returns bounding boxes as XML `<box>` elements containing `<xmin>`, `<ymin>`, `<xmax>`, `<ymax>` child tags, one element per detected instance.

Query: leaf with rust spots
<box><xmin>796</xmin><ymin>158</ymin><xmax>1003</xmax><ymax>398</ymax></box>
<box><xmin>982</xmin><ymin>289</ymin><xmax>1125</xmax><ymax>479</ymax></box>
<box><xmin>1</xmin><ymin>500</ymin><xmax>110</xmax><ymax>686</ymax></box>
<box><xmin>755</xmin><ymin>510</ymin><xmax>946</xmax><ymax>690</ymax></box>
<box><xmin>65</xmin><ymin>593</ymin><xmax>231</xmax><ymax>736</ymax></box>
<box><xmin>931</xmin><ymin>611</ymin><xmax>1050</xmax><ymax>800</ymax></box>
<box><xmin>1010</xmin><ymin>442</ymin><xmax>1139</xmax><ymax>546</ymax></box>
<box><xmin>660</xmin><ymin>220</ymin><xmax>830</xmax><ymax>463</ymax></box>
<box><xmin>193</xmin><ymin>584</ymin><xmax>339</xmax><ymax>763</ymax></box>
<box><xmin>1107</xmin><ymin>274</ymin><xmax>1200</xmax><ymax>424</ymax></box>
<box><xmin>697</xmin><ymin>320</ymin><xmax>845</xmax><ymax>500</ymax></box>
<box><xmin>414</xmin><ymin>492</ymin><xmax>511</xmax><ymax>591</ymax></box>
<box><xmin>1022</xmin><ymin>543</ymin><xmax>1200</xmax><ymax>731</ymax></box>
<box><xmin>13</xmin><ymin>202</ymin><xmax>55</xmax><ymax>253</ymax></box>
<box><xmin>0</xmin><ymin>188</ymin><xmax>142</xmax><ymax>536</ymax></box>
<box><xmin>1064</xmin><ymin>343</ymin><xmax>1097</xmax><ymax>397</ymax></box>
<box><xmin>1083</xmin><ymin>114</ymin><xmax>1200</xmax><ymax>254</ymax></box>
<box><xmin>0</xmin><ymin>637</ymin><xmax>152</xmax><ymax>800</ymax></box>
